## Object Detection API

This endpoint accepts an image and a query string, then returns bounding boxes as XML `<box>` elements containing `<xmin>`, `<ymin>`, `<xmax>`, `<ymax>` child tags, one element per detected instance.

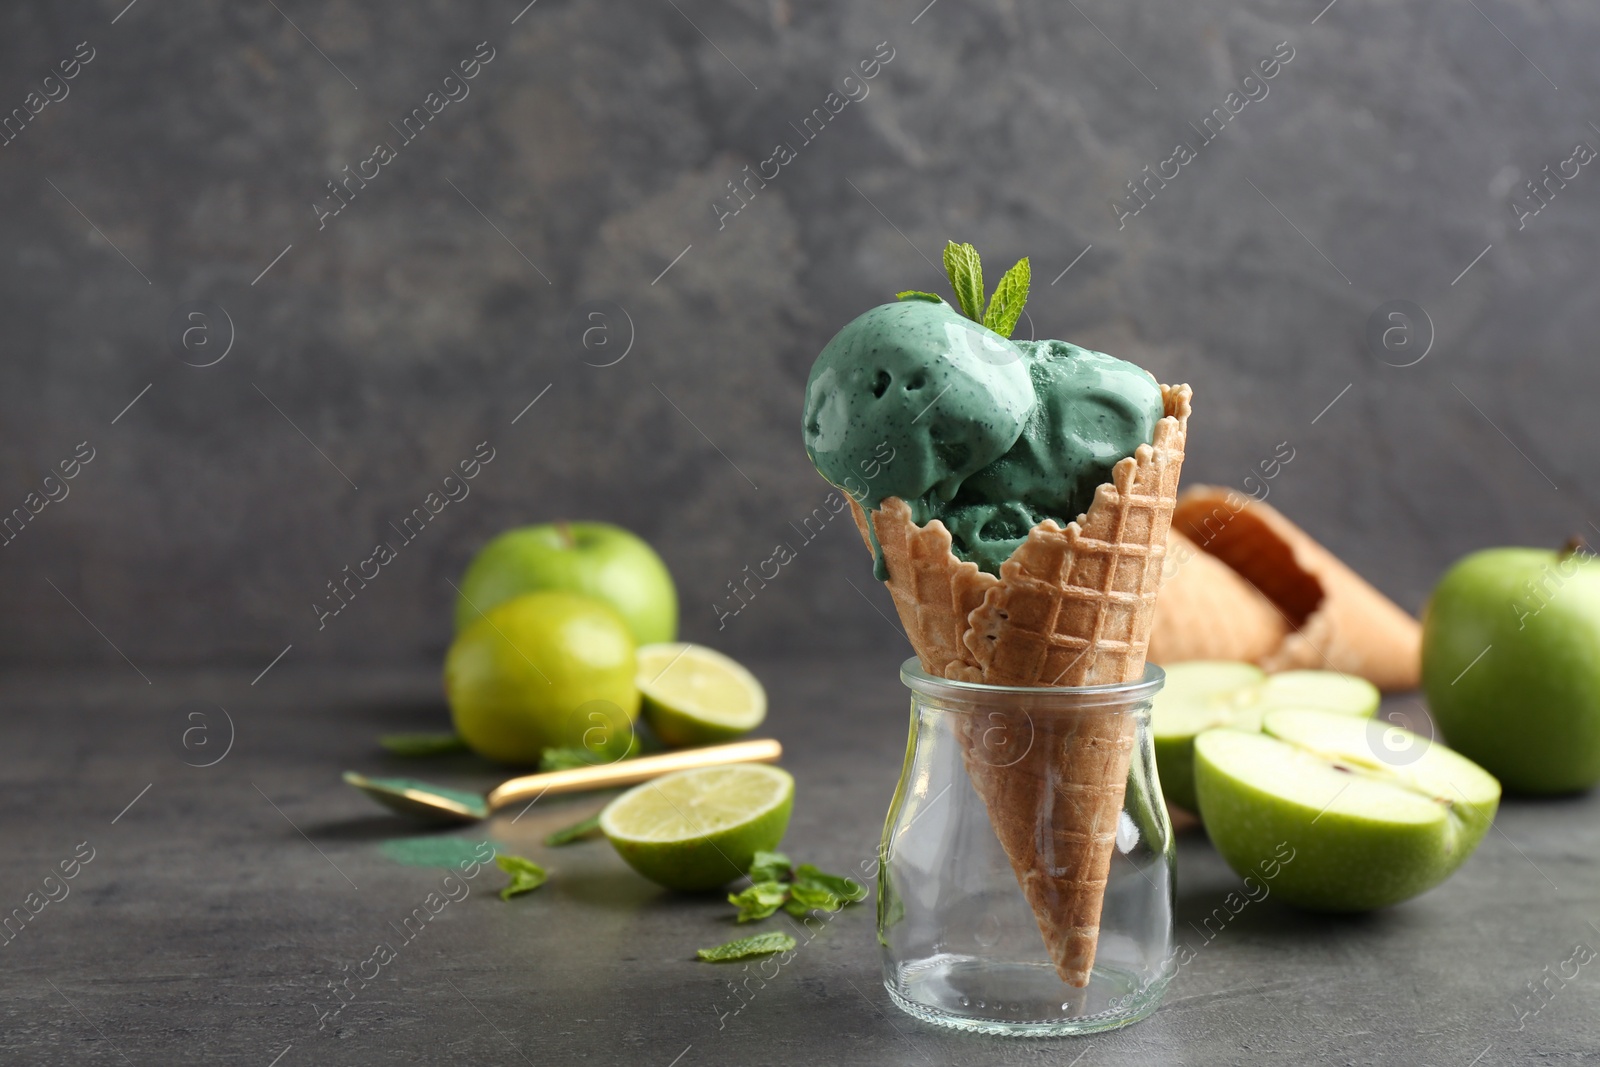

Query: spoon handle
<box><xmin>484</xmin><ymin>738</ymin><xmax>783</xmax><ymax>810</ymax></box>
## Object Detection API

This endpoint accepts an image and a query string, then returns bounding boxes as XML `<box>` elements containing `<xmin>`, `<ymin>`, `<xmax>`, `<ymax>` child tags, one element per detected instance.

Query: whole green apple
<box><xmin>1195</xmin><ymin>709</ymin><xmax>1500</xmax><ymax>910</ymax></box>
<box><xmin>455</xmin><ymin>522</ymin><xmax>677</xmax><ymax>646</ymax></box>
<box><xmin>1422</xmin><ymin>546</ymin><xmax>1600</xmax><ymax>793</ymax></box>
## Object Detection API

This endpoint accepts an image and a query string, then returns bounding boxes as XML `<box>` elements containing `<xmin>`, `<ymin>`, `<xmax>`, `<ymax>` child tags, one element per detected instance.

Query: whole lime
<box><xmin>454</xmin><ymin>522</ymin><xmax>678</xmax><ymax>646</ymax></box>
<box><xmin>446</xmin><ymin>591</ymin><xmax>640</xmax><ymax>764</ymax></box>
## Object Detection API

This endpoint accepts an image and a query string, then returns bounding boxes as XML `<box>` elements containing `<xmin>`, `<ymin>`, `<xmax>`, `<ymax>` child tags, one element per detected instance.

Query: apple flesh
<box><xmin>1152</xmin><ymin>662</ymin><xmax>1379</xmax><ymax>812</ymax></box>
<box><xmin>455</xmin><ymin>522</ymin><xmax>678</xmax><ymax>646</ymax></box>
<box><xmin>1423</xmin><ymin>547</ymin><xmax>1600</xmax><ymax>793</ymax></box>
<box><xmin>1195</xmin><ymin>709</ymin><xmax>1500</xmax><ymax>910</ymax></box>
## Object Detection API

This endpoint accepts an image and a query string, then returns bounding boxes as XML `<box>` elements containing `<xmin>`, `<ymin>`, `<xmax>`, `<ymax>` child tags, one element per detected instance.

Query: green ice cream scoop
<box><xmin>801</xmin><ymin>300</ymin><xmax>1163</xmax><ymax>577</ymax></box>
<box><xmin>802</xmin><ymin>300</ymin><xmax>1035</xmax><ymax>569</ymax></box>
<box><xmin>939</xmin><ymin>340</ymin><xmax>1164</xmax><ymax>572</ymax></box>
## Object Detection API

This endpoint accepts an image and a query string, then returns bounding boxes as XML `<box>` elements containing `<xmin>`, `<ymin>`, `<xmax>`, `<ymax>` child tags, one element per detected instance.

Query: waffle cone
<box><xmin>852</xmin><ymin>383</ymin><xmax>1192</xmax><ymax>986</ymax></box>
<box><xmin>1168</xmin><ymin>487</ymin><xmax>1420</xmax><ymax>690</ymax></box>
<box><xmin>1147</xmin><ymin>529</ymin><xmax>1289</xmax><ymax>664</ymax></box>
<box><xmin>847</xmin><ymin>496</ymin><xmax>996</xmax><ymax>679</ymax></box>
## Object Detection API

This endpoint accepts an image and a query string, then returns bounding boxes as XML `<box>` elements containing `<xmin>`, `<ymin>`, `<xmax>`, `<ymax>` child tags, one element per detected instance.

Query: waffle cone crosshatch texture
<box><xmin>957</xmin><ymin>698</ymin><xmax>1138</xmax><ymax>988</ymax></box>
<box><xmin>1149</xmin><ymin>486</ymin><xmax>1424</xmax><ymax>691</ymax></box>
<box><xmin>879</xmin><ymin>663</ymin><xmax>1175</xmax><ymax>1034</ymax></box>
<box><xmin>849</xmin><ymin>383</ymin><xmax>1191</xmax><ymax>690</ymax></box>
<box><xmin>854</xmin><ymin>381</ymin><xmax>1191</xmax><ymax>1028</ymax></box>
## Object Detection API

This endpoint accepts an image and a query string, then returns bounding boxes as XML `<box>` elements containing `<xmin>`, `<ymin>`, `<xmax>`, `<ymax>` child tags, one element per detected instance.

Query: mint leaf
<box><xmin>747</xmin><ymin>850</ymin><xmax>793</xmax><ymax>884</ymax></box>
<box><xmin>729</xmin><ymin>855</ymin><xmax>867</xmax><ymax>921</ymax></box>
<box><xmin>544</xmin><ymin>813</ymin><xmax>602</xmax><ymax>847</ymax></box>
<box><xmin>379</xmin><ymin>732</ymin><xmax>467</xmax><ymax>756</ymax></box>
<box><xmin>943</xmin><ymin>241</ymin><xmax>985</xmax><ymax>322</ymax></box>
<box><xmin>696</xmin><ymin>931</ymin><xmax>797</xmax><ymax>962</ymax></box>
<box><xmin>982</xmin><ymin>256</ymin><xmax>1030</xmax><ymax>339</ymax></box>
<box><xmin>539</xmin><ymin>746</ymin><xmax>604</xmax><ymax>771</ymax></box>
<box><xmin>896</xmin><ymin>290</ymin><xmax>944</xmax><ymax>303</ymax></box>
<box><xmin>495</xmin><ymin>854</ymin><xmax>548</xmax><ymax>900</ymax></box>
<box><xmin>729</xmin><ymin>881</ymin><xmax>790</xmax><ymax>923</ymax></box>
<box><xmin>539</xmin><ymin>734</ymin><xmax>640</xmax><ymax>772</ymax></box>
<box><xmin>787</xmin><ymin>881</ymin><xmax>842</xmax><ymax>912</ymax></box>
<box><xmin>795</xmin><ymin>864</ymin><xmax>867</xmax><ymax>904</ymax></box>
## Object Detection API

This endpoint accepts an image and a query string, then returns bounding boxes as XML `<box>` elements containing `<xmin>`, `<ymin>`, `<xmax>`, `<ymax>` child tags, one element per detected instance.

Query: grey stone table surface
<box><xmin>2</xmin><ymin>657</ymin><xmax>1597</xmax><ymax>1067</ymax></box>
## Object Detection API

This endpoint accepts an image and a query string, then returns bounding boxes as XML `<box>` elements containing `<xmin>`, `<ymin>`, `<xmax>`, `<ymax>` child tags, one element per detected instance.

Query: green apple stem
<box><xmin>556</xmin><ymin>521</ymin><xmax>576</xmax><ymax>549</ymax></box>
<box><xmin>1561</xmin><ymin>536</ymin><xmax>1588</xmax><ymax>560</ymax></box>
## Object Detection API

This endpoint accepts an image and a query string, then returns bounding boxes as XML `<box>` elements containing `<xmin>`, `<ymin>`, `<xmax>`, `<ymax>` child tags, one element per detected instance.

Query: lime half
<box><xmin>600</xmin><ymin>764</ymin><xmax>793</xmax><ymax>891</ymax></box>
<box><xmin>637</xmin><ymin>643</ymin><xmax>767</xmax><ymax>747</ymax></box>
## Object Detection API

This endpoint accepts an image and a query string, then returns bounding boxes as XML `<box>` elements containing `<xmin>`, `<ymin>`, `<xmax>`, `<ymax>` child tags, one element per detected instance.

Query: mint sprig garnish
<box><xmin>696</xmin><ymin>931</ymin><xmax>796</xmax><ymax>962</ymax></box>
<box><xmin>943</xmin><ymin>241</ymin><xmax>985</xmax><ymax>322</ymax></box>
<box><xmin>937</xmin><ymin>241</ymin><xmax>1031</xmax><ymax>339</ymax></box>
<box><xmin>895</xmin><ymin>290</ymin><xmax>943</xmax><ymax>303</ymax></box>
<box><xmin>982</xmin><ymin>256</ymin><xmax>1030</xmax><ymax>338</ymax></box>
<box><xmin>495</xmin><ymin>853</ymin><xmax>548</xmax><ymax>900</ymax></box>
<box><xmin>727</xmin><ymin>850</ymin><xmax>866</xmax><ymax>922</ymax></box>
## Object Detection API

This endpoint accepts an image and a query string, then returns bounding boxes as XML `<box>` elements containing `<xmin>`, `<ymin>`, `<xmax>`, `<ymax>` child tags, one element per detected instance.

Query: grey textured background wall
<box><xmin>3</xmin><ymin>0</ymin><xmax>1596</xmax><ymax>671</ymax></box>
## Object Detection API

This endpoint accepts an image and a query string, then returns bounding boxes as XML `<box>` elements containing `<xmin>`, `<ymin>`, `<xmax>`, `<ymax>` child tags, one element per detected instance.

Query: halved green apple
<box><xmin>1152</xmin><ymin>662</ymin><xmax>1379</xmax><ymax>811</ymax></box>
<box><xmin>1195</xmin><ymin>709</ymin><xmax>1501</xmax><ymax>910</ymax></box>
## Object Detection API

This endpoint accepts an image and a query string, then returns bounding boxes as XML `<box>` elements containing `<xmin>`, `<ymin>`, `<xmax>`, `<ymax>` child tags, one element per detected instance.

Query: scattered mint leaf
<box><xmin>725</xmin><ymin>854</ymin><xmax>866</xmax><ymax>922</ymax></box>
<box><xmin>747</xmin><ymin>850</ymin><xmax>792</xmax><ymax>884</ymax></box>
<box><xmin>539</xmin><ymin>734</ymin><xmax>640</xmax><ymax>772</ymax></box>
<box><xmin>539</xmin><ymin>747</ymin><xmax>603</xmax><ymax>771</ymax></box>
<box><xmin>495</xmin><ymin>854</ymin><xmax>548</xmax><ymax>900</ymax></box>
<box><xmin>787</xmin><ymin>881</ymin><xmax>842</xmax><ymax>912</ymax></box>
<box><xmin>379</xmin><ymin>732</ymin><xmax>467</xmax><ymax>756</ymax></box>
<box><xmin>896</xmin><ymin>290</ymin><xmax>944</xmax><ymax>303</ymax></box>
<box><xmin>795</xmin><ymin>864</ymin><xmax>867</xmax><ymax>904</ymax></box>
<box><xmin>729</xmin><ymin>881</ymin><xmax>790</xmax><ymax>923</ymax></box>
<box><xmin>982</xmin><ymin>256</ymin><xmax>1031</xmax><ymax>339</ymax></box>
<box><xmin>696</xmin><ymin>931</ymin><xmax>797</xmax><ymax>962</ymax></box>
<box><xmin>544</xmin><ymin>813</ymin><xmax>602</xmax><ymax>847</ymax></box>
<box><xmin>942</xmin><ymin>241</ymin><xmax>985</xmax><ymax>322</ymax></box>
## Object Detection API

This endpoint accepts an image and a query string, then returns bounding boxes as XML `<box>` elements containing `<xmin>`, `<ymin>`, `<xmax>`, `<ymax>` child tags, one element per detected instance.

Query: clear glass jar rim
<box><xmin>899</xmin><ymin>657</ymin><xmax>1165</xmax><ymax>709</ymax></box>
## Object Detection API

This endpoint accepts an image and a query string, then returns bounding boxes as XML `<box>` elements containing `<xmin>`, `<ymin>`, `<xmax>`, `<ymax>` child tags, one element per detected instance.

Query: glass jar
<box><xmin>878</xmin><ymin>659</ymin><xmax>1173</xmax><ymax>1036</ymax></box>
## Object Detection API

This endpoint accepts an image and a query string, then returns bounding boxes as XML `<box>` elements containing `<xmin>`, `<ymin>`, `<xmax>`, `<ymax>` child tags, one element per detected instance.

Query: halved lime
<box><xmin>600</xmin><ymin>764</ymin><xmax>793</xmax><ymax>891</ymax></box>
<box><xmin>636</xmin><ymin>643</ymin><xmax>767</xmax><ymax>747</ymax></box>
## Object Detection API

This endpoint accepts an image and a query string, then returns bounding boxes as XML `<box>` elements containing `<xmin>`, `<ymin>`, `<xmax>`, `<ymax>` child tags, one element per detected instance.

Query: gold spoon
<box><xmin>343</xmin><ymin>738</ymin><xmax>783</xmax><ymax>825</ymax></box>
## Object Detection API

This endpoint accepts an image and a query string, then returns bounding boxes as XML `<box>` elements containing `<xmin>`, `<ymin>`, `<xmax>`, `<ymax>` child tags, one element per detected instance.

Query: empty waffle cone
<box><xmin>852</xmin><ymin>384</ymin><xmax>1192</xmax><ymax>986</ymax></box>
<box><xmin>1147</xmin><ymin>529</ymin><xmax>1289</xmax><ymax>664</ymax></box>
<box><xmin>1169</xmin><ymin>487</ymin><xmax>1420</xmax><ymax>691</ymax></box>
